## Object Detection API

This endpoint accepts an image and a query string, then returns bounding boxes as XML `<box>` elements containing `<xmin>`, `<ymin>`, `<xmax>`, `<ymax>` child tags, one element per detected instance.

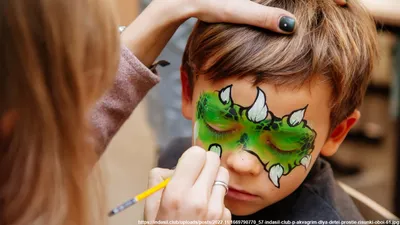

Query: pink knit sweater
<box><xmin>91</xmin><ymin>45</ymin><xmax>160</xmax><ymax>154</ymax></box>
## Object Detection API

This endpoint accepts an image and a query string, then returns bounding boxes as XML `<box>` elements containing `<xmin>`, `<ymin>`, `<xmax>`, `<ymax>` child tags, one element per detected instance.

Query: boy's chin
<box><xmin>224</xmin><ymin>199</ymin><xmax>270</xmax><ymax>216</ymax></box>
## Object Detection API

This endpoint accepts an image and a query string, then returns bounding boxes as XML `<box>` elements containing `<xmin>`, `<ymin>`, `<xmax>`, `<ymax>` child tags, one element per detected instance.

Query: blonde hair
<box><xmin>183</xmin><ymin>0</ymin><xmax>378</xmax><ymax>129</ymax></box>
<box><xmin>0</xmin><ymin>0</ymin><xmax>119</xmax><ymax>224</ymax></box>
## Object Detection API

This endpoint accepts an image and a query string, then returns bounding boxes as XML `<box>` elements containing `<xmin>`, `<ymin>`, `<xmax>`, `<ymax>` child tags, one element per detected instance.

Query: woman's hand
<box><xmin>144</xmin><ymin>147</ymin><xmax>231</xmax><ymax>224</ymax></box>
<box><xmin>182</xmin><ymin>0</ymin><xmax>296</xmax><ymax>34</ymax></box>
<box><xmin>121</xmin><ymin>0</ymin><xmax>297</xmax><ymax>67</ymax></box>
<box><xmin>121</xmin><ymin>0</ymin><xmax>348</xmax><ymax>68</ymax></box>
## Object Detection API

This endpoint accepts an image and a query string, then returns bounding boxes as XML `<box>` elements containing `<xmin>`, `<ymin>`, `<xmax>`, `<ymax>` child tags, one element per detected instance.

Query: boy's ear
<box><xmin>320</xmin><ymin>110</ymin><xmax>360</xmax><ymax>157</ymax></box>
<box><xmin>180</xmin><ymin>66</ymin><xmax>193</xmax><ymax>120</ymax></box>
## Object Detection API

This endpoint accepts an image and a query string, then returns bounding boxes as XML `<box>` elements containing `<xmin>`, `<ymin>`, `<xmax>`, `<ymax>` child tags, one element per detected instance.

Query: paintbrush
<box><xmin>108</xmin><ymin>177</ymin><xmax>171</xmax><ymax>217</ymax></box>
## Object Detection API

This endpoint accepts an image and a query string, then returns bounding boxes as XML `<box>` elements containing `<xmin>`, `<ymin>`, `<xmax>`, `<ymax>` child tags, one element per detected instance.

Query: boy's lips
<box><xmin>226</xmin><ymin>186</ymin><xmax>259</xmax><ymax>201</ymax></box>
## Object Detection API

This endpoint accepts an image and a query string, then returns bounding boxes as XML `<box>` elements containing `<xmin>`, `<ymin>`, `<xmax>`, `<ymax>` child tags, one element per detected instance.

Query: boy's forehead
<box><xmin>197</xmin><ymin>75</ymin><xmax>332</xmax><ymax>119</ymax></box>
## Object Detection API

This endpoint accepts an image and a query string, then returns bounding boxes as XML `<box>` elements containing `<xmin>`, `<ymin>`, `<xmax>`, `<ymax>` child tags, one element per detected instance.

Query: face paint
<box><xmin>195</xmin><ymin>85</ymin><xmax>317</xmax><ymax>188</ymax></box>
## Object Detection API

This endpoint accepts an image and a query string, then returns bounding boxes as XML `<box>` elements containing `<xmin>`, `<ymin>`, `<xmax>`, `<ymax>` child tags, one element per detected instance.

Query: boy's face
<box><xmin>183</xmin><ymin>75</ymin><xmax>338</xmax><ymax>215</ymax></box>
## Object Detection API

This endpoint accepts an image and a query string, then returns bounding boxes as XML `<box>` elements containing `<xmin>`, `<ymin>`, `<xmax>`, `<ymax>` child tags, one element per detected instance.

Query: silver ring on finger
<box><xmin>213</xmin><ymin>180</ymin><xmax>229</xmax><ymax>195</ymax></box>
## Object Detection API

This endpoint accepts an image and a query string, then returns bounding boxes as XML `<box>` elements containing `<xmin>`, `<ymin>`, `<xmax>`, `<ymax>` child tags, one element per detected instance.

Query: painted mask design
<box><xmin>194</xmin><ymin>85</ymin><xmax>317</xmax><ymax>188</ymax></box>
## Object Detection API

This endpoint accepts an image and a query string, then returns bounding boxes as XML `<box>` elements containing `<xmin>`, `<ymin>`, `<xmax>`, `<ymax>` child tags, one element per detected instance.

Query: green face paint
<box><xmin>194</xmin><ymin>85</ymin><xmax>317</xmax><ymax>188</ymax></box>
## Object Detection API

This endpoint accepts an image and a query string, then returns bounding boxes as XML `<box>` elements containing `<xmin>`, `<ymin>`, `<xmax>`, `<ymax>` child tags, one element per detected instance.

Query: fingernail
<box><xmin>279</xmin><ymin>16</ymin><xmax>296</xmax><ymax>33</ymax></box>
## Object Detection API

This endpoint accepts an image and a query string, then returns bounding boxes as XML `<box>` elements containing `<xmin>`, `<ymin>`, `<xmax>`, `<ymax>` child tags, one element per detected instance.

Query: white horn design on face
<box><xmin>208</xmin><ymin>144</ymin><xmax>222</xmax><ymax>158</ymax></box>
<box><xmin>219</xmin><ymin>85</ymin><xmax>232</xmax><ymax>105</ymax></box>
<box><xmin>300</xmin><ymin>154</ymin><xmax>312</xmax><ymax>169</ymax></box>
<box><xmin>289</xmin><ymin>106</ymin><xmax>307</xmax><ymax>126</ymax></box>
<box><xmin>193</xmin><ymin>120</ymin><xmax>199</xmax><ymax>143</ymax></box>
<box><xmin>268</xmin><ymin>164</ymin><xmax>284</xmax><ymax>188</ymax></box>
<box><xmin>247</xmin><ymin>88</ymin><xmax>268</xmax><ymax>123</ymax></box>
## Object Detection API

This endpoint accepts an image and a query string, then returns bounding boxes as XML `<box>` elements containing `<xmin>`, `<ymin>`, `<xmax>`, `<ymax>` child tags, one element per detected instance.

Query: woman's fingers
<box><xmin>193</xmin><ymin>151</ymin><xmax>221</xmax><ymax>198</ymax></box>
<box><xmin>206</xmin><ymin>166</ymin><xmax>230</xmax><ymax>221</ymax></box>
<box><xmin>222</xmin><ymin>208</ymin><xmax>232</xmax><ymax>225</ymax></box>
<box><xmin>223</xmin><ymin>0</ymin><xmax>296</xmax><ymax>33</ymax></box>
<box><xmin>148</xmin><ymin>167</ymin><xmax>174</xmax><ymax>187</ymax></box>
<box><xmin>193</xmin><ymin>0</ymin><xmax>296</xmax><ymax>34</ymax></box>
<box><xmin>169</xmin><ymin>146</ymin><xmax>206</xmax><ymax>189</ymax></box>
<box><xmin>156</xmin><ymin>146</ymin><xmax>208</xmax><ymax>220</ymax></box>
<box><xmin>192</xmin><ymin>0</ymin><xmax>347</xmax><ymax>34</ymax></box>
<box><xmin>144</xmin><ymin>168</ymin><xmax>175</xmax><ymax>221</ymax></box>
<box><xmin>153</xmin><ymin>147</ymin><xmax>230</xmax><ymax>223</ymax></box>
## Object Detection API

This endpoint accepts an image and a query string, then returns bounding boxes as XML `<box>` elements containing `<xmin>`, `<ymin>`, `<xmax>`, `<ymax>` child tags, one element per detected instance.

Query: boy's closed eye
<box><xmin>264</xmin><ymin>136</ymin><xmax>299</xmax><ymax>153</ymax></box>
<box><xmin>205</xmin><ymin>121</ymin><xmax>240</xmax><ymax>133</ymax></box>
<box><xmin>266</xmin><ymin>128</ymin><xmax>314</xmax><ymax>151</ymax></box>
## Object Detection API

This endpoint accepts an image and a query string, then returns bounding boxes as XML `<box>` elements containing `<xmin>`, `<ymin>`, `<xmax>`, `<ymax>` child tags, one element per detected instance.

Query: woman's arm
<box><xmin>90</xmin><ymin>46</ymin><xmax>159</xmax><ymax>152</ymax></box>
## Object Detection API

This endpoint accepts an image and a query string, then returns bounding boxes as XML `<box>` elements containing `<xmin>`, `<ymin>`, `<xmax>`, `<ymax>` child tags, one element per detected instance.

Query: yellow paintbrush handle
<box><xmin>136</xmin><ymin>177</ymin><xmax>171</xmax><ymax>202</ymax></box>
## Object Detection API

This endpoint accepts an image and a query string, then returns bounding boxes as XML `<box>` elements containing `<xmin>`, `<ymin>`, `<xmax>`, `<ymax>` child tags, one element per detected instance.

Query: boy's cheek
<box><xmin>224</xmin><ymin>169</ymin><xmax>304</xmax><ymax>216</ymax></box>
<box><xmin>272</xmin><ymin>158</ymin><xmax>316</xmax><ymax>194</ymax></box>
<box><xmin>234</xmin><ymin>161</ymin><xmax>316</xmax><ymax>215</ymax></box>
<box><xmin>225</xmin><ymin>150</ymin><xmax>321</xmax><ymax>216</ymax></box>
<box><xmin>262</xmin><ymin>148</ymin><xmax>320</xmax><ymax>198</ymax></box>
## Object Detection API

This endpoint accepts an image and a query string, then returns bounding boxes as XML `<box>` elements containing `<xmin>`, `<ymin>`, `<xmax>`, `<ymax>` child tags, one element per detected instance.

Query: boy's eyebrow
<box><xmin>272</xmin><ymin>129</ymin><xmax>305</xmax><ymax>135</ymax></box>
<box><xmin>204</xmin><ymin>106</ymin><xmax>239</xmax><ymax>122</ymax></box>
<box><xmin>268</xmin><ymin>127</ymin><xmax>309</xmax><ymax>137</ymax></box>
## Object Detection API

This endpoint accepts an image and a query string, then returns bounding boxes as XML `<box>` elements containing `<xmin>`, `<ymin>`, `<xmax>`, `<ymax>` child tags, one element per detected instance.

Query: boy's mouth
<box><xmin>226</xmin><ymin>186</ymin><xmax>259</xmax><ymax>201</ymax></box>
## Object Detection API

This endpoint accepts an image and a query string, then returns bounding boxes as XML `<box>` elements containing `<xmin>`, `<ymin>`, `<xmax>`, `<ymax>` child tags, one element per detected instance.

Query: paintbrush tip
<box><xmin>108</xmin><ymin>198</ymin><xmax>137</xmax><ymax>217</ymax></box>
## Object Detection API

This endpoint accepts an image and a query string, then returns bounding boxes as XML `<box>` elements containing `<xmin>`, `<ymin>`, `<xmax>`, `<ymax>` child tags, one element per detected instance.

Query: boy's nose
<box><xmin>225</xmin><ymin>150</ymin><xmax>263</xmax><ymax>176</ymax></box>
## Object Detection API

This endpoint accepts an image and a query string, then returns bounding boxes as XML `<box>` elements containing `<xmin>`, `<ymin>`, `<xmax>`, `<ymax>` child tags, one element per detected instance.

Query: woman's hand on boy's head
<box><xmin>124</xmin><ymin>0</ymin><xmax>348</xmax><ymax>67</ymax></box>
<box><xmin>183</xmin><ymin>0</ymin><xmax>348</xmax><ymax>34</ymax></box>
<box><xmin>186</xmin><ymin>0</ymin><xmax>297</xmax><ymax>34</ymax></box>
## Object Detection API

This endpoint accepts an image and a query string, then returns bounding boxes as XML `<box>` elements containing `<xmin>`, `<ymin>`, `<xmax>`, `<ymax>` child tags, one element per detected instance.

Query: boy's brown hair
<box><xmin>182</xmin><ymin>0</ymin><xmax>378</xmax><ymax>129</ymax></box>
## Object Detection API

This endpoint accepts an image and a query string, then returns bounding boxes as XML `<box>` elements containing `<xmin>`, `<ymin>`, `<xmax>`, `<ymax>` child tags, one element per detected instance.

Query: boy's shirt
<box><xmin>232</xmin><ymin>157</ymin><xmax>364</xmax><ymax>221</ymax></box>
<box><xmin>158</xmin><ymin>137</ymin><xmax>364</xmax><ymax>221</ymax></box>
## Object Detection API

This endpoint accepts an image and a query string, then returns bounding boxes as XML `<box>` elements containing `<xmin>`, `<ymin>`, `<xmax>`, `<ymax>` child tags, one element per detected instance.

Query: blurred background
<box><xmin>102</xmin><ymin>1</ymin><xmax>400</xmax><ymax>224</ymax></box>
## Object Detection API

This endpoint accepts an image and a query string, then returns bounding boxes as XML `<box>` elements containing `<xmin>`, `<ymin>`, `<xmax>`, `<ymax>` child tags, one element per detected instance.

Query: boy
<box><xmin>158</xmin><ymin>0</ymin><xmax>378</xmax><ymax>220</ymax></box>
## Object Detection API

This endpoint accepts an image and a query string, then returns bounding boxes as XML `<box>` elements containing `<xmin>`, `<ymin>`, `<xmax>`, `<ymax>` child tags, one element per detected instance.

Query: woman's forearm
<box><xmin>91</xmin><ymin>46</ymin><xmax>160</xmax><ymax>153</ymax></box>
<box><xmin>121</xmin><ymin>1</ymin><xmax>188</xmax><ymax>67</ymax></box>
